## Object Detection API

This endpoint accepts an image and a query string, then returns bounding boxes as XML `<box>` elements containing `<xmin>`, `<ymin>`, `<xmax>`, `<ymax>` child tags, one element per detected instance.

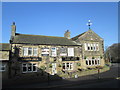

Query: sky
<box><xmin>2</xmin><ymin>2</ymin><xmax>118</xmax><ymax>50</ymax></box>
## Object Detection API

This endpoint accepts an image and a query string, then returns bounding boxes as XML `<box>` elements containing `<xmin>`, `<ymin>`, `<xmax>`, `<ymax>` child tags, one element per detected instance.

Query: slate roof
<box><xmin>0</xmin><ymin>43</ymin><xmax>10</xmax><ymax>51</ymax></box>
<box><xmin>71</xmin><ymin>32</ymin><xmax>86</xmax><ymax>41</ymax></box>
<box><xmin>11</xmin><ymin>33</ymin><xmax>79</xmax><ymax>46</ymax></box>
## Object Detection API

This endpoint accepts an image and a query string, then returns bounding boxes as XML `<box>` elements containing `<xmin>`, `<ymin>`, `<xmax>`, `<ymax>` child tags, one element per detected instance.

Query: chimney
<box><xmin>11</xmin><ymin>22</ymin><xmax>16</xmax><ymax>41</ymax></box>
<box><xmin>64</xmin><ymin>30</ymin><xmax>70</xmax><ymax>39</ymax></box>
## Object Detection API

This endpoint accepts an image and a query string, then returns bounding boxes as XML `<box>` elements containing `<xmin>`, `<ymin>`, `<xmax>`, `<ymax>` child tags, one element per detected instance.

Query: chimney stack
<box><xmin>11</xmin><ymin>22</ymin><xmax>16</xmax><ymax>40</ymax></box>
<box><xmin>64</xmin><ymin>30</ymin><xmax>70</xmax><ymax>39</ymax></box>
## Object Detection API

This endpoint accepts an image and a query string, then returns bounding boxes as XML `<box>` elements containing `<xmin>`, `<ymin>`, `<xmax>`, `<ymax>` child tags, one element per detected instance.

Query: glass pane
<box><xmin>28</xmin><ymin>63</ymin><xmax>32</xmax><ymax>71</ymax></box>
<box><xmin>33</xmin><ymin>48</ymin><xmax>38</xmax><ymax>56</ymax></box>
<box><xmin>33</xmin><ymin>64</ymin><xmax>37</xmax><ymax>71</ymax></box>
<box><xmin>63</xmin><ymin>63</ymin><xmax>65</xmax><ymax>69</ymax></box>
<box><xmin>23</xmin><ymin>47</ymin><xmax>28</xmax><ymax>56</ymax></box>
<box><xmin>23</xmin><ymin>67</ymin><xmax>27</xmax><ymax>72</ymax></box>
<box><xmin>28</xmin><ymin>48</ymin><xmax>32</xmax><ymax>56</ymax></box>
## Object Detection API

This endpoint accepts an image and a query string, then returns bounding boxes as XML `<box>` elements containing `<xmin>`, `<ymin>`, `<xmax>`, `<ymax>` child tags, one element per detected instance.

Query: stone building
<box><xmin>71</xmin><ymin>29</ymin><xmax>105</xmax><ymax>69</ymax></box>
<box><xmin>0</xmin><ymin>43</ymin><xmax>10</xmax><ymax>79</ymax></box>
<box><xmin>1</xmin><ymin>22</ymin><xmax>105</xmax><ymax>79</ymax></box>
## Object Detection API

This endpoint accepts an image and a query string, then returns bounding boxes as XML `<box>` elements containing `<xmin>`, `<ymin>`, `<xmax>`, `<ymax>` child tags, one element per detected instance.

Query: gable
<box><xmin>72</xmin><ymin>30</ymin><xmax>103</xmax><ymax>41</ymax></box>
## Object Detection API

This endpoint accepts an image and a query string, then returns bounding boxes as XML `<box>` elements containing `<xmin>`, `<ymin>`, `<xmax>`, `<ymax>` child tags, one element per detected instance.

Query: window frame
<box><xmin>22</xmin><ymin>63</ymin><xmax>37</xmax><ymax>73</ymax></box>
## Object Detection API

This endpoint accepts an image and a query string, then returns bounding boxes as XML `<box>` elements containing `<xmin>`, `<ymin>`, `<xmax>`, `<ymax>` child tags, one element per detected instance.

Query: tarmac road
<box><xmin>5</xmin><ymin>63</ymin><xmax>120</xmax><ymax>88</ymax></box>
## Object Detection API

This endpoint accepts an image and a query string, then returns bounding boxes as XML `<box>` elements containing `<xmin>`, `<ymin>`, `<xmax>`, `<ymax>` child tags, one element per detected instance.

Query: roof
<box><xmin>71</xmin><ymin>29</ymin><xmax>103</xmax><ymax>41</ymax></box>
<box><xmin>11</xmin><ymin>33</ymin><xmax>79</xmax><ymax>46</ymax></box>
<box><xmin>71</xmin><ymin>32</ymin><xmax>86</xmax><ymax>41</ymax></box>
<box><xmin>0</xmin><ymin>43</ymin><xmax>10</xmax><ymax>51</ymax></box>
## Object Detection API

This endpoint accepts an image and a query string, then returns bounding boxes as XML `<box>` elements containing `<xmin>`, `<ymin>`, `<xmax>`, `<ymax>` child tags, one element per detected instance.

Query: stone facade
<box><xmin>71</xmin><ymin>30</ymin><xmax>105</xmax><ymax>69</ymax></box>
<box><xmin>0</xmin><ymin>43</ymin><xmax>10</xmax><ymax>79</ymax></box>
<box><xmin>1</xmin><ymin>22</ymin><xmax>105</xmax><ymax>79</ymax></box>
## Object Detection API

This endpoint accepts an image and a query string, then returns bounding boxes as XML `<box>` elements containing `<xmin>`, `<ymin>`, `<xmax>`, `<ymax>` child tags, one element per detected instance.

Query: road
<box><xmin>5</xmin><ymin>63</ymin><xmax>120</xmax><ymax>88</ymax></box>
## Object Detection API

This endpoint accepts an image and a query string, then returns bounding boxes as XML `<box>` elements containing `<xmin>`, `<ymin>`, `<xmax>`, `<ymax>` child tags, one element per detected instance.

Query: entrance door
<box><xmin>52</xmin><ymin>63</ymin><xmax>57</xmax><ymax>75</ymax></box>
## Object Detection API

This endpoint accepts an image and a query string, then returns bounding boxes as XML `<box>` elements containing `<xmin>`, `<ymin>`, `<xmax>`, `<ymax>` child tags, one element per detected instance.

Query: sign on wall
<box><xmin>60</xmin><ymin>47</ymin><xmax>67</xmax><ymax>56</ymax></box>
<box><xmin>51</xmin><ymin>47</ymin><xmax>57</xmax><ymax>57</ymax></box>
<box><xmin>41</xmin><ymin>48</ymin><xmax>49</xmax><ymax>56</ymax></box>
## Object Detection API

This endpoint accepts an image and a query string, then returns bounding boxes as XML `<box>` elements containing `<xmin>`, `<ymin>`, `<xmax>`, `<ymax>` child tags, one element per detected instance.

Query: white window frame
<box><xmin>63</xmin><ymin>63</ymin><xmax>73</xmax><ymax>70</ymax></box>
<box><xmin>96</xmin><ymin>43</ymin><xmax>99</xmax><ymax>51</ymax></box>
<box><xmin>93</xmin><ymin>43</ymin><xmax>96</xmax><ymax>51</ymax></box>
<box><xmin>28</xmin><ymin>47</ymin><xmax>33</xmax><ymax>56</ymax></box>
<box><xmin>68</xmin><ymin>48</ymin><xmax>74</xmax><ymax>56</ymax></box>
<box><xmin>22</xmin><ymin>63</ymin><xmax>37</xmax><ymax>73</ymax></box>
<box><xmin>84</xmin><ymin>43</ymin><xmax>87</xmax><ymax>51</ymax></box>
<box><xmin>33</xmin><ymin>48</ymin><xmax>38</xmax><ymax>56</ymax></box>
<box><xmin>23</xmin><ymin>47</ymin><xmax>38</xmax><ymax>56</ymax></box>
<box><xmin>23</xmin><ymin>47</ymin><xmax>28</xmax><ymax>56</ymax></box>
<box><xmin>91</xmin><ymin>44</ymin><xmax>93</xmax><ymax>51</ymax></box>
<box><xmin>87</xmin><ymin>44</ymin><xmax>90</xmax><ymax>51</ymax></box>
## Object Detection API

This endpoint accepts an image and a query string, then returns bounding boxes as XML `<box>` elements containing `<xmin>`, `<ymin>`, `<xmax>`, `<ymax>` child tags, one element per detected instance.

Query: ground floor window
<box><xmin>0</xmin><ymin>64</ymin><xmax>6</xmax><ymax>72</ymax></box>
<box><xmin>86</xmin><ymin>58</ymin><xmax>100</xmax><ymax>66</ymax></box>
<box><xmin>62</xmin><ymin>63</ymin><xmax>73</xmax><ymax>70</ymax></box>
<box><xmin>22</xmin><ymin>63</ymin><xmax>37</xmax><ymax>73</ymax></box>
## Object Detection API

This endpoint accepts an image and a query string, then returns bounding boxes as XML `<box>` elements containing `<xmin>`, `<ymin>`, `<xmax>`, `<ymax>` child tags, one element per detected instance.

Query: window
<box><xmin>98</xmin><ymin>59</ymin><xmax>100</xmax><ymax>65</ymax></box>
<box><xmin>84</xmin><ymin>43</ymin><xmax>87</xmax><ymax>50</ymax></box>
<box><xmin>89</xmin><ymin>60</ymin><xmax>91</xmax><ymax>65</ymax></box>
<box><xmin>96</xmin><ymin>44</ymin><xmax>99</xmax><ymax>51</ymax></box>
<box><xmin>28</xmin><ymin>47</ymin><xmax>32</xmax><ymax>56</ymax></box>
<box><xmin>93</xmin><ymin>44</ymin><xmax>96</xmax><ymax>51</ymax></box>
<box><xmin>92</xmin><ymin>60</ymin><xmax>94</xmax><ymax>65</ymax></box>
<box><xmin>87</xmin><ymin>44</ymin><xmax>90</xmax><ymax>51</ymax></box>
<box><xmin>22</xmin><ymin>63</ymin><xmax>37</xmax><ymax>73</ymax></box>
<box><xmin>70</xmin><ymin>63</ymin><xmax>73</xmax><ymax>70</ymax></box>
<box><xmin>68</xmin><ymin>48</ymin><xmax>74</xmax><ymax>56</ymax></box>
<box><xmin>0</xmin><ymin>64</ymin><xmax>6</xmax><ymax>71</ymax></box>
<box><xmin>91</xmin><ymin>44</ymin><xmax>93</xmax><ymax>51</ymax></box>
<box><xmin>23</xmin><ymin>47</ymin><xmax>38</xmax><ymax>56</ymax></box>
<box><xmin>86</xmin><ymin>60</ymin><xmax>88</xmax><ymax>65</ymax></box>
<box><xmin>62</xmin><ymin>63</ymin><xmax>73</xmax><ymax>70</ymax></box>
<box><xmin>33</xmin><ymin>64</ymin><xmax>37</xmax><ymax>72</ymax></box>
<box><xmin>23</xmin><ymin>47</ymin><xmax>28</xmax><ymax>56</ymax></box>
<box><xmin>28</xmin><ymin>63</ymin><xmax>32</xmax><ymax>72</ymax></box>
<box><xmin>95</xmin><ymin>60</ymin><xmax>97</xmax><ymax>65</ymax></box>
<box><xmin>63</xmin><ymin>63</ymin><xmax>65</xmax><ymax>69</ymax></box>
<box><xmin>22</xmin><ymin>64</ymin><xmax>27</xmax><ymax>73</ymax></box>
<box><xmin>33</xmin><ymin>48</ymin><xmax>38</xmax><ymax>56</ymax></box>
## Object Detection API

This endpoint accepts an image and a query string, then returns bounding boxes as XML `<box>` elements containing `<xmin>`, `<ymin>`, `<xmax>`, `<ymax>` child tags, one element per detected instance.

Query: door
<box><xmin>52</xmin><ymin>63</ymin><xmax>57</xmax><ymax>75</ymax></box>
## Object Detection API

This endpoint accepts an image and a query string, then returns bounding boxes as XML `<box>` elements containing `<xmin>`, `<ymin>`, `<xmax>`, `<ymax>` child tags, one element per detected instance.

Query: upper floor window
<box><xmin>33</xmin><ymin>48</ymin><xmax>38</xmax><ymax>56</ymax></box>
<box><xmin>84</xmin><ymin>43</ymin><xmax>99</xmax><ymax>51</ymax></box>
<box><xmin>28</xmin><ymin>47</ymin><xmax>32</xmax><ymax>56</ymax></box>
<box><xmin>68</xmin><ymin>48</ymin><xmax>74</xmax><ymax>56</ymax></box>
<box><xmin>23</xmin><ymin>47</ymin><xmax>38</xmax><ymax>56</ymax></box>
<box><xmin>23</xmin><ymin>47</ymin><xmax>28</xmax><ymax>56</ymax></box>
